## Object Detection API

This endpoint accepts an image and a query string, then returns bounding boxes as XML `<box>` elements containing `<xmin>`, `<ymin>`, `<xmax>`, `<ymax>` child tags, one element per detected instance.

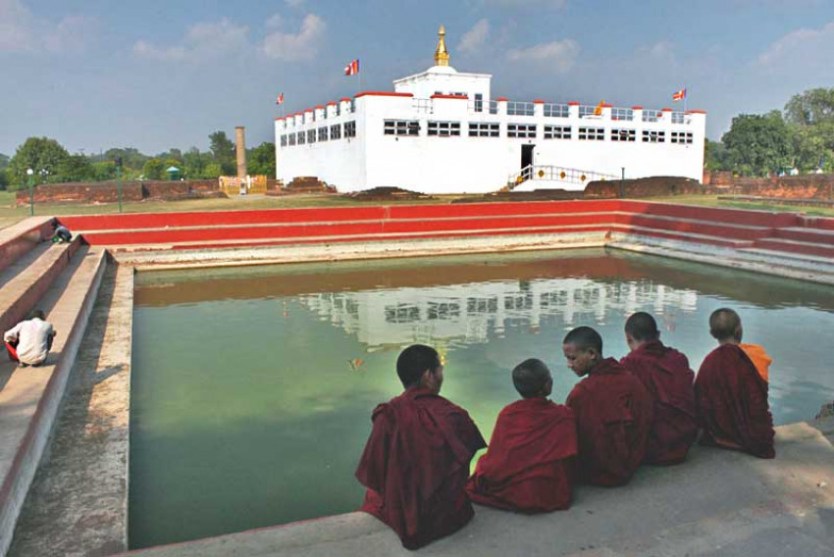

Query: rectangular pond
<box><xmin>129</xmin><ymin>248</ymin><xmax>834</xmax><ymax>548</ymax></box>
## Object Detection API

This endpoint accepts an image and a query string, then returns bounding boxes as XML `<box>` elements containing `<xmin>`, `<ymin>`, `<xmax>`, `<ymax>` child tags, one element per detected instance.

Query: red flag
<box><xmin>344</xmin><ymin>59</ymin><xmax>359</xmax><ymax>76</ymax></box>
<box><xmin>275</xmin><ymin>93</ymin><xmax>284</xmax><ymax>105</ymax></box>
<box><xmin>672</xmin><ymin>88</ymin><xmax>687</xmax><ymax>102</ymax></box>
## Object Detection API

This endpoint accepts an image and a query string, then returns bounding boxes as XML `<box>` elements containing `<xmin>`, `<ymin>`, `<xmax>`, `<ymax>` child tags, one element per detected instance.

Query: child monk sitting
<box><xmin>695</xmin><ymin>308</ymin><xmax>775</xmax><ymax>459</ymax></box>
<box><xmin>563</xmin><ymin>326</ymin><xmax>654</xmax><ymax>486</ymax></box>
<box><xmin>466</xmin><ymin>358</ymin><xmax>577</xmax><ymax>513</ymax></box>
<box><xmin>355</xmin><ymin>344</ymin><xmax>486</xmax><ymax>550</ymax></box>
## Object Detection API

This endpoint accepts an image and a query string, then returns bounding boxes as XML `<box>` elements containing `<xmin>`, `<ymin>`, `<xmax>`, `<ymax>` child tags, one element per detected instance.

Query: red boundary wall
<box><xmin>56</xmin><ymin>200</ymin><xmax>834</xmax><ymax>259</ymax></box>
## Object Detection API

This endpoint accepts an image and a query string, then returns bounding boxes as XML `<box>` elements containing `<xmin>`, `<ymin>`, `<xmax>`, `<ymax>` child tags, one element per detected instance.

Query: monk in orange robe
<box><xmin>620</xmin><ymin>312</ymin><xmax>698</xmax><ymax>465</ymax></box>
<box><xmin>563</xmin><ymin>326</ymin><xmax>653</xmax><ymax>486</ymax></box>
<box><xmin>466</xmin><ymin>358</ymin><xmax>577</xmax><ymax>513</ymax></box>
<box><xmin>695</xmin><ymin>308</ymin><xmax>775</xmax><ymax>459</ymax></box>
<box><xmin>355</xmin><ymin>344</ymin><xmax>486</xmax><ymax>550</ymax></box>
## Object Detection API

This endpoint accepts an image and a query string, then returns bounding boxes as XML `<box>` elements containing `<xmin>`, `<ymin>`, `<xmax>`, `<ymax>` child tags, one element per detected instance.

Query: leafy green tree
<box><xmin>57</xmin><ymin>154</ymin><xmax>94</xmax><ymax>182</ymax></box>
<box><xmin>784</xmin><ymin>88</ymin><xmax>834</xmax><ymax>126</ymax></box>
<box><xmin>247</xmin><ymin>142</ymin><xmax>276</xmax><ymax>177</ymax></box>
<box><xmin>209</xmin><ymin>131</ymin><xmax>236</xmax><ymax>176</ymax></box>
<box><xmin>704</xmin><ymin>139</ymin><xmax>729</xmax><ymax>171</ymax></box>
<box><xmin>721</xmin><ymin>111</ymin><xmax>793</xmax><ymax>177</ymax></box>
<box><xmin>203</xmin><ymin>162</ymin><xmax>223</xmax><ymax>179</ymax></box>
<box><xmin>92</xmin><ymin>161</ymin><xmax>117</xmax><ymax>181</ymax></box>
<box><xmin>7</xmin><ymin>137</ymin><xmax>71</xmax><ymax>189</ymax></box>
<box><xmin>142</xmin><ymin>158</ymin><xmax>166</xmax><ymax>180</ymax></box>
<box><xmin>182</xmin><ymin>147</ymin><xmax>211</xmax><ymax>179</ymax></box>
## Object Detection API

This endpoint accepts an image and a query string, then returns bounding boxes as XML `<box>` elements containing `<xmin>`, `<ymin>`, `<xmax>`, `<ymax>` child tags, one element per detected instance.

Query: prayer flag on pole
<box><xmin>344</xmin><ymin>59</ymin><xmax>360</xmax><ymax>76</ymax></box>
<box><xmin>275</xmin><ymin>93</ymin><xmax>285</xmax><ymax>105</ymax></box>
<box><xmin>672</xmin><ymin>88</ymin><xmax>687</xmax><ymax>102</ymax></box>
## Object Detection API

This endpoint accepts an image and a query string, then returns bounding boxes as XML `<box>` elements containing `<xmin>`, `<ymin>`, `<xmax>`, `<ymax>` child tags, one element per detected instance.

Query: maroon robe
<box><xmin>466</xmin><ymin>398</ymin><xmax>577</xmax><ymax>513</ymax></box>
<box><xmin>695</xmin><ymin>344</ymin><xmax>775</xmax><ymax>459</ymax></box>
<box><xmin>620</xmin><ymin>340</ymin><xmax>698</xmax><ymax>465</ymax></box>
<box><xmin>355</xmin><ymin>387</ymin><xmax>486</xmax><ymax>550</ymax></box>
<box><xmin>565</xmin><ymin>358</ymin><xmax>653</xmax><ymax>486</ymax></box>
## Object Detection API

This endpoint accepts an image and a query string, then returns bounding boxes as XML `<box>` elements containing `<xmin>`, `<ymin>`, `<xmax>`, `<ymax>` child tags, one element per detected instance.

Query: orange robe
<box><xmin>620</xmin><ymin>340</ymin><xmax>698</xmax><ymax>465</ymax></box>
<box><xmin>566</xmin><ymin>358</ymin><xmax>654</xmax><ymax>486</ymax></box>
<box><xmin>466</xmin><ymin>398</ymin><xmax>577</xmax><ymax>513</ymax></box>
<box><xmin>695</xmin><ymin>344</ymin><xmax>775</xmax><ymax>459</ymax></box>
<box><xmin>355</xmin><ymin>387</ymin><xmax>486</xmax><ymax>549</ymax></box>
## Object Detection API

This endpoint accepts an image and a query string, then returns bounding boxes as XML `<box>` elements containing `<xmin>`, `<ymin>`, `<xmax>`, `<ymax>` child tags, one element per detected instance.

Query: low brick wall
<box><xmin>585</xmin><ymin>176</ymin><xmax>706</xmax><ymax>198</ymax></box>
<box><xmin>703</xmin><ymin>172</ymin><xmax>834</xmax><ymax>199</ymax></box>
<box><xmin>15</xmin><ymin>180</ymin><xmax>224</xmax><ymax>205</ymax></box>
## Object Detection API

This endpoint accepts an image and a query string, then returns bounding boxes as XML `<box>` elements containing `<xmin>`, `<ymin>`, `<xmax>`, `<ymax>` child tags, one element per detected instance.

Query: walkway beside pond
<box><xmin>122</xmin><ymin>417</ymin><xmax>834</xmax><ymax>557</ymax></box>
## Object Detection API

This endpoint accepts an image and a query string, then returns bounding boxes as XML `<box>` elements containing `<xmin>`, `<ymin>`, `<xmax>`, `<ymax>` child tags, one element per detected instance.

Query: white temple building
<box><xmin>274</xmin><ymin>26</ymin><xmax>706</xmax><ymax>194</ymax></box>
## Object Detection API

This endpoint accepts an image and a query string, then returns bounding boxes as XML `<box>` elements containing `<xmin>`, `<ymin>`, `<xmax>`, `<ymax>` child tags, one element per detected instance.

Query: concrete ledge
<box><xmin>0</xmin><ymin>237</ymin><xmax>82</xmax><ymax>337</ymax></box>
<box><xmin>116</xmin><ymin>421</ymin><xmax>834</xmax><ymax>557</ymax></box>
<box><xmin>0</xmin><ymin>218</ymin><xmax>54</xmax><ymax>275</ymax></box>
<box><xmin>0</xmin><ymin>248</ymin><xmax>107</xmax><ymax>555</ymax></box>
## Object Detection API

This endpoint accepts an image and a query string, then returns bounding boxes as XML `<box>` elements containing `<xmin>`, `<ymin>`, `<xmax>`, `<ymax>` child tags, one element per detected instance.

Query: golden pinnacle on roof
<box><xmin>434</xmin><ymin>24</ymin><xmax>450</xmax><ymax>67</ymax></box>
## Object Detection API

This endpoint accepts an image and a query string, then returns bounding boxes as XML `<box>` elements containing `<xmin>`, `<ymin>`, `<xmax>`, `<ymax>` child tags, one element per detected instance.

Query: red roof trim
<box><xmin>326</xmin><ymin>101</ymin><xmax>337</xmax><ymax>106</ymax></box>
<box><xmin>631</xmin><ymin>105</ymin><xmax>643</xmax><ymax>110</ymax></box>
<box><xmin>533</xmin><ymin>99</ymin><xmax>545</xmax><ymax>104</ymax></box>
<box><xmin>686</xmin><ymin>109</ymin><xmax>707</xmax><ymax>114</ymax></box>
<box><xmin>430</xmin><ymin>93</ymin><xmax>468</xmax><ymax>100</ymax></box>
<box><xmin>601</xmin><ymin>103</ymin><xmax>613</xmax><ymax>108</ymax></box>
<box><xmin>568</xmin><ymin>101</ymin><xmax>580</xmax><ymax>106</ymax></box>
<box><xmin>354</xmin><ymin>91</ymin><xmax>414</xmax><ymax>99</ymax></box>
<box><xmin>340</xmin><ymin>97</ymin><xmax>352</xmax><ymax>102</ymax></box>
<box><xmin>496</xmin><ymin>96</ymin><xmax>509</xmax><ymax>102</ymax></box>
<box><xmin>661</xmin><ymin>107</ymin><xmax>673</xmax><ymax>112</ymax></box>
<box><xmin>315</xmin><ymin>105</ymin><xmax>325</xmax><ymax>110</ymax></box>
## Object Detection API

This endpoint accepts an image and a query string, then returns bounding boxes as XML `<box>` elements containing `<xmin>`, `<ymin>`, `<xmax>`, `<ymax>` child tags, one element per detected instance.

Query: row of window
<box><xmin>281</xmin><ymin>122</ymin><xmax>694</xmax><ymax>147</ymax></box>
<box><xmin>280</xmin><ymin>122</ymin><xmax>356</xmax><ymax>146</ymax></box>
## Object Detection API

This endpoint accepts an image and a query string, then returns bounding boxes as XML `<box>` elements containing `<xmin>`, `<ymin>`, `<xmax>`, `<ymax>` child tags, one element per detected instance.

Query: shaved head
<box><xmin>709</xmin><ymin>308</ymin><xmax>742</xmax><ymax>342</ymax></box>
<box><xmin>625</xmin><ymin>312</ymin><xmax>660</xmax><ymax>342</ymax></box>
<box><xmin>512</xmin><ymin>358</ymin><xmax>552</xmax><ymax>398</ymax></box>
<box><xmin>563</xmin><ymin>326</ymin><xmax>603</xmax><ymax>355</ymax></box>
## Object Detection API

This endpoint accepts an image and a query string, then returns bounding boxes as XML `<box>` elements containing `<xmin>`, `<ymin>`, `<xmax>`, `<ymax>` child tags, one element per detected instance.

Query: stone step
<box><xmin>0</xmin><ymin>237</ymin><xmax>83</xmax><ymax>339</ymax></box>
<box><xmin>772</xmin><ymin>226</ymin><xmax>834</xmax><ymax>245</ymax></box>
<box><xmin>0</xmin><ymin>218</ymin><xmax>53</xmax><ymax>275</ymax></box>
<box><xmin>610</xmin><ymin>225</ymin><xmax>756</xmax><ymax>249</ymax></box>
<box><xmin>752</xmin><ymin>237</ymin><xmax>834</xmax><ymax>259</ymax></box>
<box><xmin>615</xmin><ymin>212</ymin><xmax>774</xmax><ymax>241</ymax></box>
<box><xmin>0</xmin><ymin>246</ymin><xmax>107</xmax><ymax>556</ymax></box>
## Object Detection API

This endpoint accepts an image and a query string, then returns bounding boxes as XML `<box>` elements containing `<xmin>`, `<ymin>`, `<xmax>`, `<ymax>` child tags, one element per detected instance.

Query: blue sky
<box><xmin>2</xmin><ymin>0</ymin><xmax>833</xmax><ymax>157</ymax></box>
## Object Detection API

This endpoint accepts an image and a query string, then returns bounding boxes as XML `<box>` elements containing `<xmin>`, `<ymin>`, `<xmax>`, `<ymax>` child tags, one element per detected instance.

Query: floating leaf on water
<box><xmin>348</xmin><ymin>358</ymin><xmax>365</xmax><ymax>372</ymax></box>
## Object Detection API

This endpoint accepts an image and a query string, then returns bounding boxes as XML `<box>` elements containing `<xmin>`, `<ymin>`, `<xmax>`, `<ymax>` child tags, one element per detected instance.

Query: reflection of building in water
<box><xmin>299</xmin><ymin>279</ymin><xmax>698</xmax><ymax>350</ymax></box>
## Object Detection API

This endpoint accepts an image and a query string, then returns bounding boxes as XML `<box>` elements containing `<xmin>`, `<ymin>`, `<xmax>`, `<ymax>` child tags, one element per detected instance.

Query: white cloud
<box><xmin>756</xmin><ymin>21</ymin><xmax>834</xmax><ymax>72</ymax></box>
<box><xmin>507</xmin><ymin>39</ymin><xmax>579</xmax><ymax>72</ymax></box>
<box><xmin>262</xmin><ymin>13</ymin><xmax>325</xmax><ymax>61</ymax></box>
<box><xmin>133</xmin><ymin>18</ymin><xmax>249</xmax><ymax>62</ymax></box>
<box><xmin>458</xmin><ymin>19</ymin><xmax>489</xmax><ymax>54</ymax></box>
<box><xmin>0</xmin><ymin>0</ymin><xmax>94</xmax><ymax>53</ymax></box>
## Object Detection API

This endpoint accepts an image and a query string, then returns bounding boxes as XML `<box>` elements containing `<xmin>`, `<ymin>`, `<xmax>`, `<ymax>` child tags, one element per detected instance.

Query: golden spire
<box><xmin>434</xmin><ymin>24</ymin><xmax>450</xmax><ymax>67</ymax></box>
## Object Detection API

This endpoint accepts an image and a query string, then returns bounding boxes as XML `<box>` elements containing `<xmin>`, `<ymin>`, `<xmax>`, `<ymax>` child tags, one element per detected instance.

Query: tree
<box><xmin>209</xmin><ymin>131</ymin><xmax>236</xmax><ymax>176</ymax></box>
<box><xmin>7</xmin><ymin>137</ymin><xmax>71</xmax><ymax>189</ymax></box>
<box><xmin>57</xmin><ymin>154</ymin><xmax>93</xmax><ymax>182</ymax></box>
<box><xmin>142</xmin><ymin>158</ymin><xmax>166</xmax><ymax>180</ymax></box>
<box><xmin>721</xmin><ymin>111</ymin><xmax>793</xmax><ymax>177</ymax></box>
<box><xmin>704</xmin><ymin>139</ymin><xmax>729</xmax><ymax>172</ymax></box>
<box><xmin>784</xmin><ymin>88</ymin><xmax>834</xmax><ymax>126</ymax></box>
<box><xmin>247</xmin><ymin>142</ymin><xmax>276</xmax><ymax>176</ymax></box>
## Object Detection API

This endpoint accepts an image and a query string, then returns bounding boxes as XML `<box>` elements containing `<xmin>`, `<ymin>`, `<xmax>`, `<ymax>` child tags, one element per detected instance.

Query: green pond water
<box><xmin>129</xmin><ymin>248</ymin><xmax>834</xmax><ymax>549</ymax></box>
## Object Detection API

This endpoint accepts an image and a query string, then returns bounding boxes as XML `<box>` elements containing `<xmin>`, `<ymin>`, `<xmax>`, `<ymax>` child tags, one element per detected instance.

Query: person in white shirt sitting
<box><xmin>4</xmin><ymin>310</ymin><xmax>56</xmax><ymax>367</ymax></box>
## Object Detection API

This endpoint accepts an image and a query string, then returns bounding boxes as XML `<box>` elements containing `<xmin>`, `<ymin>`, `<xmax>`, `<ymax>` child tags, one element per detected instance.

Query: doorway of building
<box><xmin>521</xmin><ymin>144</ymin><xmax>535</xmax><ymax>180</ymax></box>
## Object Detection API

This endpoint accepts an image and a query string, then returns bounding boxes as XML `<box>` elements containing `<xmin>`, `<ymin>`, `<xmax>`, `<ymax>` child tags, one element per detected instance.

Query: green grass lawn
<box><xmin>2</xmin><ymin>190</ymin><xmax>833</xmax><ymax>231</ymax></box>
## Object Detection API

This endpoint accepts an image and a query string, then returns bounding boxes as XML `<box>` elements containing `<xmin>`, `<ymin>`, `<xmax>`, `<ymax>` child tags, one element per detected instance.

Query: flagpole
<box><xmin>684</xmin><ymin>84</ymin><xmax>688</xmax><ymax>114</ymax></box>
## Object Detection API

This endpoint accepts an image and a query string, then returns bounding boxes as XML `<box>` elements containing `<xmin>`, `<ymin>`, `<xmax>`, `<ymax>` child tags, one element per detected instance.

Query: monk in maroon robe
<box><xmin>355</xmin><ymin>344</ymin><xmax>486</xmax><ymax>550</ymax></box>
<box><xmin>466</xmin><ymin>358</ymin><xmax>577</xmax><ymax>513</ymax></box>
<box><xmin>620</xmin><ymin>312</ymin><xmax>697</xmax><ymax>465</ymax></box>
<box><xmin>695</xmin><ymin>308</ymin><xmax>775</xmax><ymax>459</ymax></box>
<box><xmin>562</xmin><ymin>326</ymin><xmax>653</xmax><ymax>487</ymax></box>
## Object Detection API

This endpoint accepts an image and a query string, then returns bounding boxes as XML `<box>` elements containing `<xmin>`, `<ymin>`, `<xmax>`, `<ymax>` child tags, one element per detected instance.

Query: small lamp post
<box><xmin>619</xmin><ymin>167</ymin><xmax>625</xmax><ymax>199</ymax></box>
<box><xmin>114</xmin><ymin>156</ymin><xmax>123</xmax><ymax>213</ymax></box>
<box><xmin>26</xmin><ymin>168</ymin><xmax>34</xmax><ymax>216</ymax></box>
